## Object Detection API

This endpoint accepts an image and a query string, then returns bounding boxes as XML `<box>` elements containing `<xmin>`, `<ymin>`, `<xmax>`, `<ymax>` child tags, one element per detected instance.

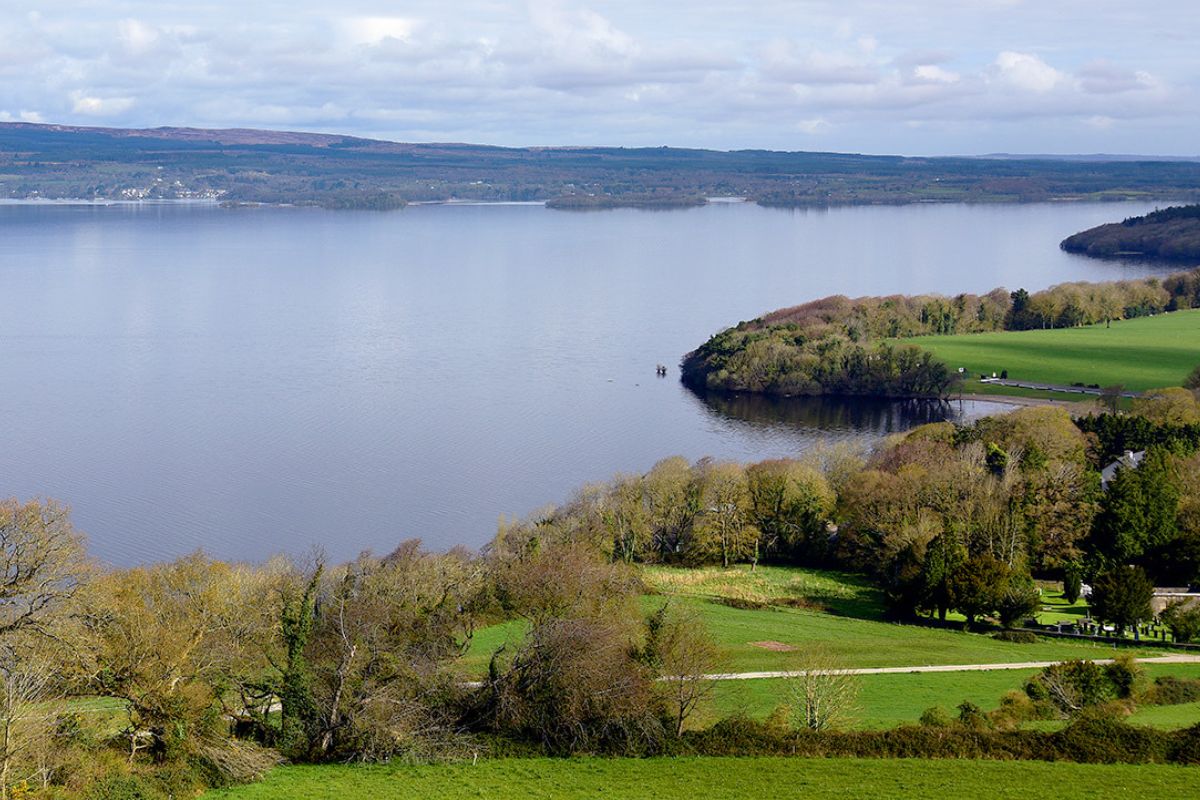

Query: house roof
<box><xmin>1100</xmin><ymin>450</ymin><xmax>1145</xmax><ymax>489</ymax></box>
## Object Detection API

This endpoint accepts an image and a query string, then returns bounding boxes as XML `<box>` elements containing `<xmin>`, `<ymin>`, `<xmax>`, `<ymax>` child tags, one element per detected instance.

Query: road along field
<box><xmin>908</xmin><ymin>308</ymin><xmax>1200</xmax><ymax>394</ymax></box>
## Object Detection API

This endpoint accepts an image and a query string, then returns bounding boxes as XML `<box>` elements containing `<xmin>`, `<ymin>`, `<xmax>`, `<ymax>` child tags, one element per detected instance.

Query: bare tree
<box><xmin>644</xmin><ymin>604</ymin><xmax>720</xmax><ymax>736</ymax></box>
<box><xmin>785</xmin><ymin>648</ymin><xmax>860</xmax><ymax>731</ymax></box>
<box><xmin>0</xmin><ymin>499</ymin><xmax>89</xmax><ymax>640</ymax></box>
<box><xmin>0</xmin><ymin>643</ymin><xmax>61</xmax><ymax>799</ymax></box>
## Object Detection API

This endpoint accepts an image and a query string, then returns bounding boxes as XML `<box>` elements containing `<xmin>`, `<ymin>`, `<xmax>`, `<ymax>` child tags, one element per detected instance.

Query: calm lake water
<box><xmin>0</xmin><ymin>200</ymin><xmax>1177</xmax><ymax>564</ymax></box>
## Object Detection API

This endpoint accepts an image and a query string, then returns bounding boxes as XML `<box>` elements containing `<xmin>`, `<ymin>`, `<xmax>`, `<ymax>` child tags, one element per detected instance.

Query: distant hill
<box><xmin>4</xmin><ymin>121</ymin><xmax>1200</xmax><ymax>209</ymax></box>
<box><xmin>978</xmin><ymin>153</ymin><xmax>1200</xmax><ymax>163</ymax></box>
<box><xmin>1061</xmin><ymin>205</ymin><xmax>1200</xmax><ymax>262</ymax></box>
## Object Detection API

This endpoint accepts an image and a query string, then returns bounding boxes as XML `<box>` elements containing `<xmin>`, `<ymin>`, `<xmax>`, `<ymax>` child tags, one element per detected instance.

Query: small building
<box><xmin>1152</xmin><ymin>589</ymin><xmax>1200</xmax><ymax>615</ymax></box>
<box><xmin>1100</xmin><ymin>449</ymin><xmax>1145</xmax><ymax>490</ymax></box>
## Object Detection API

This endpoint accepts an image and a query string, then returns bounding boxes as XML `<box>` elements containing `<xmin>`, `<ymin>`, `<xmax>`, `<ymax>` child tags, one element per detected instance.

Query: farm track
<box><xmin>694</xmin><ymin>654</ymin><xmax>1200</xmax><ymax>681</ymax></box>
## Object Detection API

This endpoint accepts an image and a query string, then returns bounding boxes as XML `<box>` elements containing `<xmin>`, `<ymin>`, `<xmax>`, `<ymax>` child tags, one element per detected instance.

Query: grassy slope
<box><xmin>205</xmin><ymin>757</ymin><xmax>1200</xmax><ymax>800</ymax></box>
<box><xmin>463</xmin><ymin>566</ymin><xmax>1158</xmax><ymax>676</ymax></box>
<box><xmin>462</xmin><ymin>565</ymin><xmax>1198</xmax><ymax>731</ymax></box>
<box><xmin>908</xmin><ymin>308</ymin><xmax>1200</xmax><ymax>393</ymax></box>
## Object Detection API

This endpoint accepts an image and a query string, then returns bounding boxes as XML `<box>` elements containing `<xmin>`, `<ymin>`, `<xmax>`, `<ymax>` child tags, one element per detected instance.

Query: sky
<box><xmin>0</xmin><ymin>1</ymin><xmax>1196</xmax><ymax>155</ymax></box>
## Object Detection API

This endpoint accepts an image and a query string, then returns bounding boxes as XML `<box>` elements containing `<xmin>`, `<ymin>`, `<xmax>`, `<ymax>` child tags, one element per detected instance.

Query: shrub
<box><xmin>714</xmin><ymin>596</ymin><xmax>770</xmax><ymax>611</ymax></box>
<box><xmin>1051</xmin><ymin>712</ymin><xmax>1172</xmax><ymax>763</ymax></box>
<box><xmin>1186</xmin><ymin>364</ymin><xmax>1200</xmax><ymax>392</ymax></box>
<box><xmin>82</xmin><ymin>776</ymin><xmax>166</xmax><ymax>800</ymax></box>
<box><xmin>990</xmin><ymin>690</ymin><xmax>1045</xmax><ymax>729</ymax></box>
<box><xmin>1104</xmin><ymin>654</ymin><xmax>1145</xmax><ymax>700</ymax></box>
<box><xmin>484</xmin><ymin>615</ymin><xmax>667</xmax><ymax>755</ymax></box>
<box><xmin>957</xmin><ymin>701</ymin><xmax>991</xmax><ymax>731</ymax></box>
<box><xmin>1173</xmin><ymin>723</ymin><xmax>1200</xmax><ymax>764</ymax></box>
<box><xmin>992</xmin><ymin>630</ymin><xmax>1038</xmax><ymax>644</ymax></box>
<box><xmin>1142</xmin><ymin>676</ymin><xmax>1200</xmax><ymax>706</ymax></box>
<box><xmin>1026</xmin><ymin>660</ymin><xmax>1115</xmax><ymax>715</ymax></box>
<box><xmin>1160</xmin><ymin>599</ymin><xmax>1200</xmax><ymax>643</ymax></box>
<box><xmin>918</xmin><ymin>706</ymin><xmax>955</xmax><ymax>728</ymax></box>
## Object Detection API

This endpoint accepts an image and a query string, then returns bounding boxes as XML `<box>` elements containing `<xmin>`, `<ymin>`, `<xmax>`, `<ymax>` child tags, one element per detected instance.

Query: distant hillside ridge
<box><xmin>5</xmin><ymin>120</ymin><xmax>1200</xmax><ymax>208</ymax></box>
<box><xmin>1062</xmin><ymin>205</ymin><xmax>1200</xmax><ymax>263</ymax></box>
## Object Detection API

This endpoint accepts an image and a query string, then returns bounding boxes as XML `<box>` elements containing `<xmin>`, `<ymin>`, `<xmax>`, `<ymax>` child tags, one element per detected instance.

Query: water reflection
<box><xmin>687</xmin><ymin>387</ymin><xmax>1009</xmax><ymax>437</ymax></box>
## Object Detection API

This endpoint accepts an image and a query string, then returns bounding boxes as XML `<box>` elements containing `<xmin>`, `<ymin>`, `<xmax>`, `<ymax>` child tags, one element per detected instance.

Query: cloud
<box><xmin>1078</xmin><ymin>60</ymin><xmax>1158</xmax><ymax>94</ymax></box>
<box><xmin>70</xmin><ymin>91</ymin><xmax>135</xmax><ymax>116</ymax></box>
<box><xmin>0</xmin><ymin>0</ymin><xmax>1191</xmax><ymax>155</ymax></box>
<box><xmin>118</xmin><ymin>19</ymin><xmax>157</xmax><ymax>53</ymax></box>
<box><xmin>340</xmin><ymin>17</ymin><xmax>419</xmax><ymax>46</ymax></box>
<box><xmin>911</xmin><ymin>64</ymin><xmax>960</xmax><ymax>84</ymax></box>
<box><xmin>761</xmin><ymin>40</ymin><xmax>881</xmax><ymax>85</ymax></box>
<box><xmin>992</xmin><ymin>51</ymin><xmax>1067</xmax><ymax>93</ymax></box>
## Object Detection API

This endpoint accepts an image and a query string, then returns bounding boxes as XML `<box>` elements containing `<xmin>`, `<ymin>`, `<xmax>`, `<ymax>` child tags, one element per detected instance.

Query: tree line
<box><xmin>505</xmin><ymin>393</ymin><xmax>1200</xmax><ymax>629</ymax></box>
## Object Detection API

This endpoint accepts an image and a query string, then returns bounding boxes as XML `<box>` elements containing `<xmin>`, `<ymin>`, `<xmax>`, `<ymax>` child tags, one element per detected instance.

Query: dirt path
<box><xmin>696</xmin><ymin>654</ymin><xmax>1200</xmax><ymax>681</ymax></box>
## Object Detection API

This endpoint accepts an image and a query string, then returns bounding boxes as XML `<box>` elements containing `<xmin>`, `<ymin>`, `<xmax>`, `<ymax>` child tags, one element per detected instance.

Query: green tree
<box><xmin>1159</xmin><ymin>600</ymin><xmax>1200</xmax><ymax>643</ymax></box>
<box><xmin>1063</xmin><ymin>561</ymin><xmax>1084</xmax><ymax>605</ymax></box>
<box><xmin>1091</xmin><ymin>446</ymin><xmax>1178</xmax><ymax>570</ymax></box>
<box><xmin>997</xmin><ymin>572</ymin><xmax>1041</xmax><ymax>628</ymax></box>
<box><xmin>918</xmin><ymin>534</ymin><xmax>964</xmax><ymax>622</ymax></box>
<box><xmin>692</xmin><ymin>462</ymin><xmax>759</xmax><ymax>568</ymax></box>
<box><xmin>949</xmin><ymin>554</ymin><xmax>1011</xmax><ymax>629</ymax></box>
<box><xmin>275</xmin><ymin>563</ymin><xmax>323</xmax><ymax>758</ymax></box>
<box><xmin>1089</xmin><ymin>565</ymin><xmax>1154</xmax><ymax>636</ymax></box>
<box><xmin>746</xmin><ymin>460</ymin><xmax>835</xmax><ymax>565</ymax></box>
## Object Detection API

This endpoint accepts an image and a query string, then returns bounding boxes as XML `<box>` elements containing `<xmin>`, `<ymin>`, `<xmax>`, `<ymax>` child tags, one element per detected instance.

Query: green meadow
<box><xmin>204</xmin><ymin>757</ymin><xmax>1200</xmax><ymax>800</ymax></box>
<box><xmin>908</xmin><ymin>308</ymin><xmax>1200</xmax><ymax>393</ymax></box>
<box><xmin>462</xmin><ymin>565</ymin><xmax>1130</xmax><ymax>678</ymax></box>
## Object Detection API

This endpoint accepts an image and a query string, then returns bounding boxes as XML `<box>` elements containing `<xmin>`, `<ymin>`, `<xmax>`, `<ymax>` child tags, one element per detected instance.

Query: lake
<box><xmin>0</xmin><ymin>200</ymin><xmax>1177</xmax><ymax>564</ymax></box>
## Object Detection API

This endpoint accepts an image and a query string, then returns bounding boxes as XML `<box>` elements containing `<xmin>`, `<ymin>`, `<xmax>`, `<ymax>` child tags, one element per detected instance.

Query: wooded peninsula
<box><xmin>681</xmin><ymin>269</ymin><xmax>1200</xmax><ymax>398</ymax></box>
<box><xmin>1062</xmin><ymin>205</ymin><xmax>1200</xmax><ymax>263</ymax></box>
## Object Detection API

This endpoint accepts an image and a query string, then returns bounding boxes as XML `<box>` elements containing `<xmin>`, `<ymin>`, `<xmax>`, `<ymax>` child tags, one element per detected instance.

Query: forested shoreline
<box><xmin>1062</xmin><ymin>205</ymin><xmax>1200</xmax><ymax>262</ymax></box>
<box><xmin>680</xmin><ymin>269</ymin><xmax>1200</xmax><ymax>398</ymax></box>
<box><xmin>6</xmin><ymin>122</ymin><xmax>1200</xmax><ymax>209</ymax></box>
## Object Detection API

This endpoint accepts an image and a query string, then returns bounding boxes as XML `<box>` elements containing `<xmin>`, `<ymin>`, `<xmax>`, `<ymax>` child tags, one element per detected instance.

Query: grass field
<box><xmin>708</xmin><ymin>663</ymin><xmax>1200</xmax><ymax>729</ymax></box>
<box><xmin>908</xmin><ymin>308</ymin><xmax>1200</xmax><ymax>393</ymax></box>
<box><xmin>204</xmin><ymin>757</ymin><xmax>1200</xmax><ymax>800</ymax></box>
<box><xmin>462</xmin><ymin>567</ymin><xmax>1130</xmax><ymax>677</ymax></box>
<box><xmin>460</xmin><ymin>565</ymin><xmax>1199</xmax><ymax>732</ymax></box>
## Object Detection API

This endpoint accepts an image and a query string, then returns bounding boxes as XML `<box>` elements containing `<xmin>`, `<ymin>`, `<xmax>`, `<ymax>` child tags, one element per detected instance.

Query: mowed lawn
<box><xmin>204</xmin><ymin>757</ymin><xmax>1200</xmax><ymax>800</ymax></box>
<box><xmin>908</xmin><ymin>308</ymin><xmax>1200</xmax><ymax>393</ymax></box>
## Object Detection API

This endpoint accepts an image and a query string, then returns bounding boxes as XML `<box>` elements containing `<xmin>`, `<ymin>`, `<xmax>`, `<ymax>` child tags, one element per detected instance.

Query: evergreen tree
<box><xmin>1089</xmin><ymin>565</ymin><xmax>1154</xmax><ymax>636</ymax></box>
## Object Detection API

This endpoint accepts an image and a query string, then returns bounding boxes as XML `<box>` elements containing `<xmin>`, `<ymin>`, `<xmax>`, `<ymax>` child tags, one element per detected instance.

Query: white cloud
<box><xmin>992</xmin><ymin>51</ymin><xmax>1066</xmax><ymax>93</ymax></box>
<box><xmin>796</xmin><ymin>117</ymin><xmax>831</xmax><ymax>134</ymax></box>
<box><xmin>70</xmin><ymin>91</ymin><xmax>135</xmax><ymax>116</ymax></box>
<box><xmin>0</xmin><ymin>110</ymin><xmax>45</xmax><ymax>122</ymax></box>
<box><xmin>118</xmin><ymin>18</ymin><xmax>159</xmax><ymax>55</ymax></box>
<box><xmin>912</xmin><ymin>64</ymin><xmax>959</xmax><ymax>84</ymax></box>
<box><xmin>340</xmin><ymin>17</ymin><xmax>419</xmax><ymax>46</ymax></box>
